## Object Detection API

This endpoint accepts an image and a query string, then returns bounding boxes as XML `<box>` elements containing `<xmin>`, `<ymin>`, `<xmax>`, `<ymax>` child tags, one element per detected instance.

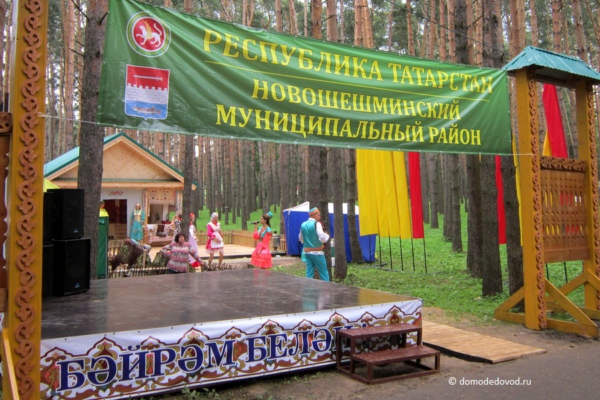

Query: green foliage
<box><xmin>195</xmin><ymin>207</ymin><xmax>281</xmax><ymax>234</ymax></box>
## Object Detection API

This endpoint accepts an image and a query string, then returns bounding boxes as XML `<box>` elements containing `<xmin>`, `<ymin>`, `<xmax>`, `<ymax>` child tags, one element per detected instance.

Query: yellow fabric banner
<box><xmin>357</xmin><ymin>149</ymin><xmax>412</xmax><ymax>238</ymax></box>
<box><xmin>357</xmin><ymin>149</ymin><xmax>379</xmax><ymax>235</ymax></box>
<box><xmin>374</xmin><ymin>150</ymin><xmax>393</xmax><ymax>237</ymax></box>
<box><xmin>392</xmin><ymin>152</ymin><xmax>413</xmax><ymax>238</ymax></box>
<box><xmin>542</xmin><ymin>133</ymin><xmax>551</xmax><ymax>156</ymax></box>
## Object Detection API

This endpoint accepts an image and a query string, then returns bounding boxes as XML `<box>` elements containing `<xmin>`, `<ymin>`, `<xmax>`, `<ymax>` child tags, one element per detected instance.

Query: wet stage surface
<box><xmin>41</xmin><ymin>269</ymin><xmax>417</xmax><ymax>340</ymax></box>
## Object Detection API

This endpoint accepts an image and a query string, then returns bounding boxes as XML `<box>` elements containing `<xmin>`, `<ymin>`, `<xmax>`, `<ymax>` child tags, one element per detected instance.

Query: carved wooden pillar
<box><xmin>515</xmin><ymin>69</ymin><xmax>546</xmax><ymax>330</ymax></box>
<box><xmin>2</xmin><ymin>0</ymin><xmax>48</xmax><ymax>398</ymax></box>
<box><xmin>0</xmin><ymin>112</ymin><xmax>11</xmax><ymax>289</ymax></box>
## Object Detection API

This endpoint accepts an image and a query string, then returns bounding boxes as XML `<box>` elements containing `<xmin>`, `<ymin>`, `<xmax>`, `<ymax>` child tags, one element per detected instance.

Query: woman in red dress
<box><xmin>250</xmin><ymin>212</ymin><xmax>273</xmax><ymax>269</ymax></box>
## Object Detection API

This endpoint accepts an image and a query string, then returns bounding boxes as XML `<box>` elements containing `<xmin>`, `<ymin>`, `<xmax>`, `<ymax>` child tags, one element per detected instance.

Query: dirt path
<box><xmin>161</xmin><ymin>307</ymin><xmax>599</xmax><ymax>400</ymax></box>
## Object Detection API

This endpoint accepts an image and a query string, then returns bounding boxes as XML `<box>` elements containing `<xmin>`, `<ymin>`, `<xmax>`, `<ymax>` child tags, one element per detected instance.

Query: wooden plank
<box><xmin>422</xmin><ymin>321</ymin><xmax>546</xmax><ymax>364</ymax></box>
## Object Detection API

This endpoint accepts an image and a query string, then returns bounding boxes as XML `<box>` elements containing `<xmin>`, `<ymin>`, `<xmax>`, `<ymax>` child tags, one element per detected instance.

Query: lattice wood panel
<box><xmin>104</xmin><ymin>145</ymin><xmax>173</xmax><ymax>180</ymax></box>
<box><xmin>541</xmin><ymin>157</ymin><xmax>588</xmax><ymax>262</ymax></box>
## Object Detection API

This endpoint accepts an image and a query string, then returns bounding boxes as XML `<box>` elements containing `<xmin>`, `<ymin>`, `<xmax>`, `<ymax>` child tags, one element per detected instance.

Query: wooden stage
<box><xmin>40</xmin><ymin>269</ymin><xmax>422</xmax><ymax>399</ymax></box>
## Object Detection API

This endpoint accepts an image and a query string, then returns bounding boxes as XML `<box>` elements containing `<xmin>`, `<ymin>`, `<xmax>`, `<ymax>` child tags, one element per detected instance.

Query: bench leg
<box><xmin>366</xmin><ymin>363</ymin><xmax>373</xmax><ymax>383</ymax></box>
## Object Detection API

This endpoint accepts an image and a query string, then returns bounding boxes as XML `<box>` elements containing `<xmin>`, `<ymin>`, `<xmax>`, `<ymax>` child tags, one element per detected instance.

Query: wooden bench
<box><xmin>336</xmin><ymin>323</ymin><xmax>440</xmax><ymax>384</ymax></box>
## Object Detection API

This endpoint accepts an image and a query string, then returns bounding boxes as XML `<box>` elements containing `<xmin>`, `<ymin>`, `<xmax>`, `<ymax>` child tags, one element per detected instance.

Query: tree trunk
<box><xmin>182</xmin><ymin>135</ymin><xmax>193</xmax><ymax>241</ymax></box>
<box><xmin>466</xmin><ymin>155</ymin><xmax>483</xmax><ymax>278</ymax></box>
<box><xmin>504</xmin><ymin>0</ymin><xmax>525</xmax><ymax>301</ymax></box>
<box><xmin>450</xmin><ymin>154</ymin><xmax>462</xmax><ymax>252</ymax></box>
<box><xmin>279</xmin><ymin>144</ymin><xmax>288</xmax><ymax>233</ymax></box>
<box><xmin>62</xmin><ymin>0</ymin><xmax>76</xmax><ymax>150</ymax></box>
<box><xmin>275</xmin><ymin>0</ymin><xmax>283</xmax><ymax>31</ymax></box>
<box><xmin>346</xmin><ymin>149</ymin><xmax>363</xmax><ymax>263</ymax></box>
<box><xmin>326</xmin><ymin>0</ymin><xmax>346</xmax><ymax>278</ymax></box>
<box><xmin>480</xmin><ymin>0</ymin><xmax>504</xmax><ymax>296</ymax></box>
<box><xmin>311</xmin><ymin>0</ymin><xmax>322</xmax><ymax>37</ymax></box>
<box><xmin>206</xmin><ymin>139</ymin><xmax>214</xmax><ymax>213</ymax></box>
<box><xmin>445</xmin><ymin>0</ymin><xmax>462</xmax><ymax>251</ymax></box>
<box><xmin>78</xmin><ymin>0</ymin><xmax>108</xmax><ymax>279</ymax></box>
<box><xmin>551</xmin><ymin>0</ymin><xmax>563</xmax><ymax>53</ymax></box>
<box><xmin>331</xmin><ymin>148</ymin><xmax>347</xmax><ymax>279</ymax></box>
<box><xmin>243</xmin><ymin>142</ymin><xmax>252</xmax><ymax>230</ymax></box>
<box><xmin>443</xmin><ymin>155</ymin><xmax>452</xmax><ymax>241</ymax></box>
<box><xmin>480</xmin><ymin>156</ymin><xmax>502</xmax><ymax>295</ymax></box>
<box><xmin>198</xmin><ymin>137</ymin><xmax>205</xmax><ymax>211</ymax></box>
<box><xmin>319</xmin><ymin>147</ymin><xmax>331</xmax><ymax>279</ymax></box>
<box><xmin>427</xmin><ymin>153</ymin><xmax>439</xmax><ymax>229</ymax></box>
<box><xmin>530</xmin><ymin>0</ymin><xmax>539</xmax><ymax>45</ymax></box>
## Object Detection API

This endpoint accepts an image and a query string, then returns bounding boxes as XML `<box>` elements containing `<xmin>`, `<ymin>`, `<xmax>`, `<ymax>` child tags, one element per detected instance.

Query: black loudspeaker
<box><xmin>49</xmin><ymin>189</ymin><xmax>84</xmax><ymax>240</ymax></box>
<box><xmin>42</xmin><ymin>244</ymin><xmax>55</xmax><ymax>298</ymax></box>
<box><xmin>52</xmin><ymin>238</ymin><xmax>90</xmax><ymax>296</ymax></box>
<box><xmin>43</xmin><ymin>191</ymin><xmax>55</xmax><ymax>245</ymax></box>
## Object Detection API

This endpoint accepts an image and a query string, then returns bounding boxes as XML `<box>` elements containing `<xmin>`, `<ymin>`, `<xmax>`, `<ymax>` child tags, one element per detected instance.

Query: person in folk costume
<box><xmin>171</xmin><ymin>212</ymin><xmax>182</xmax><ymax>236</ymax></box>
<box><xmin>206</xmin><ymin>212</ymin><xmax>224</xmax><ymax>268</ymax></box>
<box><xmin>161</xmin><ymin>233</ymin><xmax>202</xmax><ymax>274</ymax></box>
<box><xmin>188</xmin><ymin>213</ymin><xmax>201</xmax><ymax>269</ymax></box>
<box><xmin>250</xmin><ymin>211</ymin><xmax>273</xmax><ymax>269</ymax></box>
<box><xmin>130</xmin><ymin>203</ymin><xmax>145</xmax><ymax>241</ymax></box>
<box><xmin>299</xmin><ymin>207</ymin><xmax>330</xmax><ymax>281</ymax></box>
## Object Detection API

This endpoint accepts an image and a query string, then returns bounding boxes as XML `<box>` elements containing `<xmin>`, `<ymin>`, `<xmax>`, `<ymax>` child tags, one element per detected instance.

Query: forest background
<box><xmin>1</xmin><ymin>0</ymin><xmax>599</xmax><ymax>298</ymax></box>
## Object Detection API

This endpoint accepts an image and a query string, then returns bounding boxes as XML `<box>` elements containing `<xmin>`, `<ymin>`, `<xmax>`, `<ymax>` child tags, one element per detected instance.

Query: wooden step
<box><xmin>339</xmin><ymin>323</ymin><xmax>420</xmax><ymax>340</ymax></box>
<box><xmin>353</xmin><ymin>345</ymin><xmax>439</xmax><ymax>366</ymax></box>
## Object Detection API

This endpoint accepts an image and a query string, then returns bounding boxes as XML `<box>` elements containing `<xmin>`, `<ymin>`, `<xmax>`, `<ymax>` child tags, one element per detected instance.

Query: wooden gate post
<box><xmin>514</xmin><ymin>69</ymin><xmax>546</xmax><ymax>331</ymax></box>
<box><xmin>2</xmin><ymin>0</ymin><xmax>49</xmax><ymax>398</ymax></box>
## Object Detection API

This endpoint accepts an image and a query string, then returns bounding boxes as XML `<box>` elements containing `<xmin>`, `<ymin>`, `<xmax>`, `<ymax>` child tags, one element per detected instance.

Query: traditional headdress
<box><xmin>309</xmin><ymin>207</ymin><xmax>319</xmax><ymax>217</ymax></box>
<box><xmin>211</xmin><ymin>212</ymin><xmax>219</xmax><ymax>220</ymax></box>
<box><xmin>266</xmin><ymin>211</ymin><xmax>273</xmax><ymax>219</ymax></box>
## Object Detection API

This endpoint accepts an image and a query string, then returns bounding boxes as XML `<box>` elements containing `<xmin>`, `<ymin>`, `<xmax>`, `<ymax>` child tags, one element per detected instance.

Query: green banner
<box><xmin>98</xmin><ymin>0</ymin><xmax>512</xmax><ymax>155</ymax></box>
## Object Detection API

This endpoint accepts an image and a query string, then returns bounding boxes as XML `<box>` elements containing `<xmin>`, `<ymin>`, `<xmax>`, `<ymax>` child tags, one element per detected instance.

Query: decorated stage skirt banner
<box><xmin>98</xmin><ymin>0</ymin><xmax>511</xmax><ymax>155</ymax></box>
<box><xmin>40</xmin><ymin>301</ymin><xmax>420</xmax><ymax>399</ymax></box>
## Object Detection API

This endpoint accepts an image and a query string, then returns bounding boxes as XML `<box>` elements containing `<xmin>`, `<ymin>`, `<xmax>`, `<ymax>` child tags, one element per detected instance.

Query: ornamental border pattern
<box><xmin>586</xmin><ymin>88</ymin><xmax>600</xmax><ymax>307</ymax></box>
<box><xmin>527</xmin><ymin>72</ymin><xmax>546</xmax><ymax>329</ymax></box>
<box><xmin>14</xmin><ymin>0</ymin><xmax>45</xmax><ymax>397</ymax></box>
<box><xmin>539</xmin><ymin>156</ymin><xmax>586</xmax><ymax>172</ymax></box>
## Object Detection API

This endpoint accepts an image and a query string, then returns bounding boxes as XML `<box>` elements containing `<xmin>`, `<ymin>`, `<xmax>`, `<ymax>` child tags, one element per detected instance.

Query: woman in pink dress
<box><xmin>162</xmin><ymin>233</ymin><xmax>202</xmax><ymax>274</ymax></box>
<box><xmin>250</xmin><ymin>212</ymin><xmax>273</xmax><ymax>269</ymax></box>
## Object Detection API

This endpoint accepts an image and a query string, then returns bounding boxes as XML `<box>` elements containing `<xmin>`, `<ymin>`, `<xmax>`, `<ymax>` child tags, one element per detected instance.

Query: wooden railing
<box><xmin>108</xmin><ymin>239</ymin><xmax>124</xmax><ymax>259</ymax></box>
<box><xmin>196</xmin><ymin>230</ymin><xmax>287</xmax><ymax>251</ymax></box>
<box><xmin>108</xmin><ymin>231</ymin><xmax>287</xmax><ymax>270</ymax></box>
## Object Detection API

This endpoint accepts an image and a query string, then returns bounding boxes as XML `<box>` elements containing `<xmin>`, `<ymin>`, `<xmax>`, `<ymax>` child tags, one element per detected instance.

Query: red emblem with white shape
<box><xmin>132</xmin><ymin>17</ymin><xmax>166</xmax><ymax>52</ymax></box>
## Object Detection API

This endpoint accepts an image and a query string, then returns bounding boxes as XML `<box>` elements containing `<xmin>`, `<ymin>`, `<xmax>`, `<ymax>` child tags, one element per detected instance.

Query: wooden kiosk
<box><xmin>495</xmin><ymin>47</ymin><xmax>600</xmax><ymax>337</ymax></box>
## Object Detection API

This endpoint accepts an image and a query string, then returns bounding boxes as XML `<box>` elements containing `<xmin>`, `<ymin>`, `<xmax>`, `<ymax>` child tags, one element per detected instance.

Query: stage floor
<box><xmin>42</xmin><ymin>269</ymin><xmax>416</xmax><ymax>340</ymax></box>
<box><xmin>40</xmin><ymin>270</ymin><xmax>421</xmax><ymax>399</ymax></box>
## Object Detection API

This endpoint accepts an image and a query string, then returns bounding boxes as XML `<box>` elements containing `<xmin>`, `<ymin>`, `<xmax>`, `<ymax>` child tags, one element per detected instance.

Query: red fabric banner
<box><xmin>542</xmin><ymin>84</ymin><xmax>568</xmax><ymax>158</ymax></box>
<box><xmin>496</xmin><ymin>156</ymin><xmax>506</xmax><ymax>245</ymax></box>
<box><xmin>408</xmin><ymin>153</ymin><xmax>425</xmax><ymax>239</ymax></box>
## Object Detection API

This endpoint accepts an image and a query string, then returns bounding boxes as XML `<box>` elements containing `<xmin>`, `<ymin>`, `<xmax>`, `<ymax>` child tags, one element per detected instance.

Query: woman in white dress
<box><xmin>188</xmin><ymin>213</ymin><xmax>201</xmax><ymax>269</ymax></box>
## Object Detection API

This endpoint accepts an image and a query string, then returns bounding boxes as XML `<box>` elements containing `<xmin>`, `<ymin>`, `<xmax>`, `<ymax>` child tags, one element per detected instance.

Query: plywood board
<box><xmin>422</xmin><ymin>320</ymin><xmax>547</xmax><ymax>364</ymax></box>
